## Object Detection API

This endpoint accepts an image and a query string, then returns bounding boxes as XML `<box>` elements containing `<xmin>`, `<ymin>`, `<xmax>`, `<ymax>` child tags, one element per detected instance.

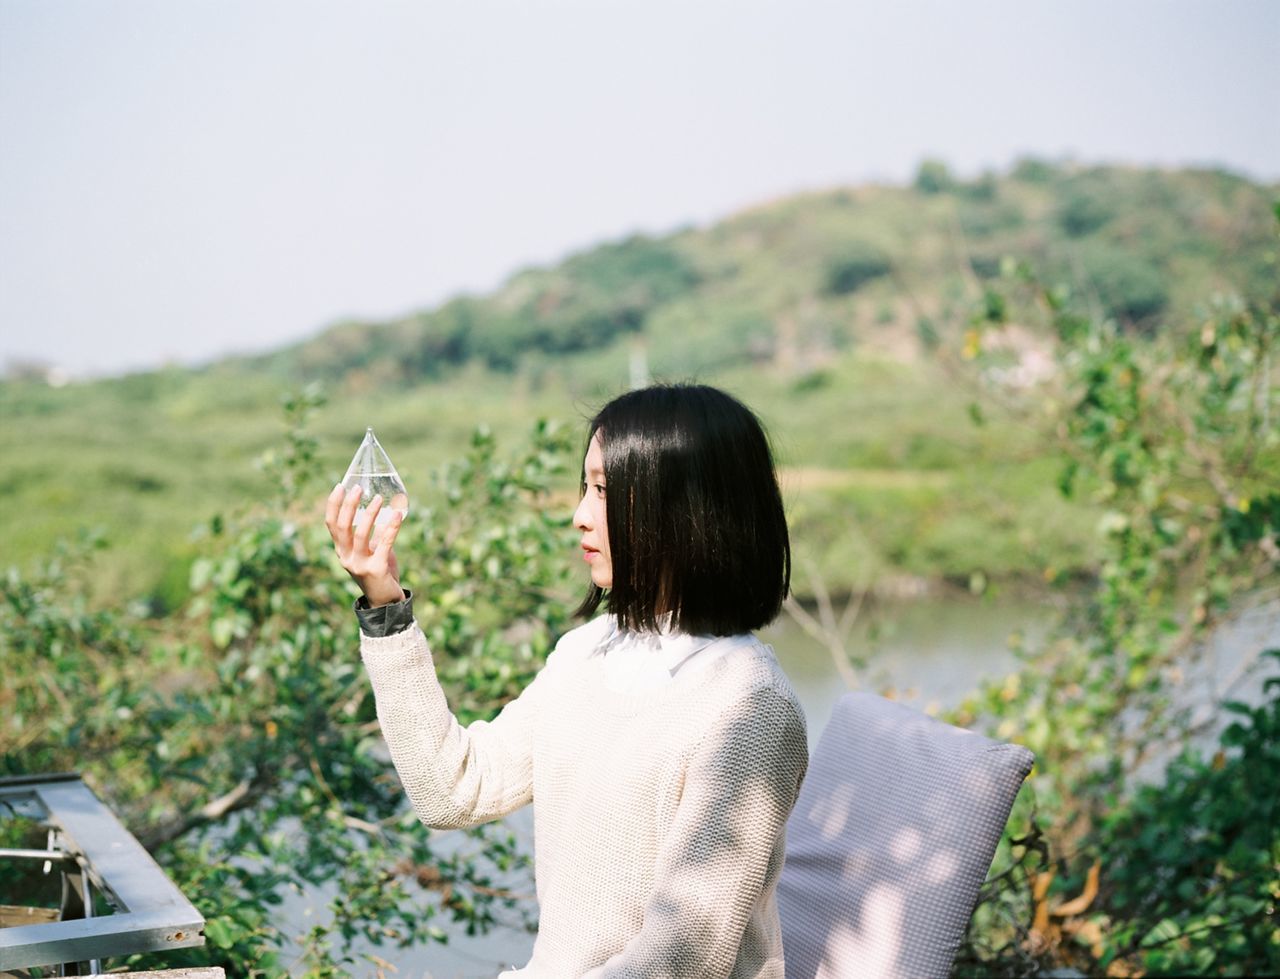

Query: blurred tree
<box><xmin>823</xmin><ymin>242</ymin><xmax>893</xmax><ymax>295</ymax></box>
<box><xmin>1057</xmin><ymin>188</ymin><xmax>1116</xmax><ymax>237</ymax></box>
<box><xmin>1011</xmin><ymin>157</ymin><xmax>1058</xmax><ymax>183</ymax></box>
<box><xmin>1076</xmin><ymin>241</ymin><xmax>1170</xmax><ymax>326</ymax></box>
<box><xmin>914</xmin><ymin>157</ymin><xmax>955</xmax><ymax>194</ymax></box>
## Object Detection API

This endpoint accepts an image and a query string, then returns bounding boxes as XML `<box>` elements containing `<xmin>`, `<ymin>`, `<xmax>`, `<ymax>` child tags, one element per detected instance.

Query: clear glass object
<box><xmin>341</xmin><ymin>428</ymin><xmax>409</xmax><ymax>529</ymax></box>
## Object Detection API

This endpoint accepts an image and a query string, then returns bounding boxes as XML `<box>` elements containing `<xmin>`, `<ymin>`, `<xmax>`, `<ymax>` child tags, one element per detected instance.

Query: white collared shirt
<box><xmin>594</xmin><ymin>616</ymin><xmax>745</xmax><ymax>694</ymax></box>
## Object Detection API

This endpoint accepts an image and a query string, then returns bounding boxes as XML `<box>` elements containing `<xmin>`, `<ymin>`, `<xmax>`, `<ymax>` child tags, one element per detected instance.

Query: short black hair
<box><xmin>575</xmin><ymin>383</ymin><xmax>791</xmax><ymax>636</ymax></box>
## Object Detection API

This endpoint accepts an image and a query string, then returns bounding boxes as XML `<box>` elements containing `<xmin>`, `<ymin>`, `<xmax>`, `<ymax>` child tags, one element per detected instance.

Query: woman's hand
<box><xmin>325</xmin><ymin>484</ymin><xmax>406</xmax><ymax>607</ymax></box>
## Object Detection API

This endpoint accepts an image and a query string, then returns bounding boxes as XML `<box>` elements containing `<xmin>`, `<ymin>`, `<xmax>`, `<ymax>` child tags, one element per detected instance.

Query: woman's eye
<box><xmin>594</xmin><ymin>484</ymin><xmax>606</xmax><ymax>497</ymax></box>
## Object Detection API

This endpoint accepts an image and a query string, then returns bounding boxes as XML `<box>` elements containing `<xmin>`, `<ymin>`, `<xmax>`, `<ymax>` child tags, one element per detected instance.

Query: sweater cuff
<box><xmin>355</xmin><ymin>588</ymin><xmax>415</xmax><ymax>637</ymax></box>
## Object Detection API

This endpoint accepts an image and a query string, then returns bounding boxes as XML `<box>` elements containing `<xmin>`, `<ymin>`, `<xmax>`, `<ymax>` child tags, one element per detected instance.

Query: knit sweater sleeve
<box><xmin>582</xmin><ymin>683</ymin><xmax>809</xmax><ymax>979</ymax></box>
<box><xmin>359</xmin><ymin>622</ymin><xmax>547</xmax><ymax>829</ymax></box>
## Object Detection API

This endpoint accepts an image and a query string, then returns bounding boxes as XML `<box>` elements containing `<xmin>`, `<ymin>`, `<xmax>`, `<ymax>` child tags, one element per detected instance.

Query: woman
<box><xmin>325</xmin><ymin>384</ymin><xmax>809</xmax><ymax>978</ymax></box>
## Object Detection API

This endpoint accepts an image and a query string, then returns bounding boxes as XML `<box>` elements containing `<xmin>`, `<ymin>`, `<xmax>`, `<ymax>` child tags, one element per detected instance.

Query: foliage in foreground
<box><xmin>957</xmin><ymin>667</ymin><xmax>1280</xmax><ymax>977</ymax></box>
<box><xmin>950</xmin><ymin>212</ymin><xmax>1280</xmax><ymax>975</ymax></box>
<box><xmin>1</xmin><ymin>395</ymin><xmax>579</xmax><ymax>976</ymax></box>
<box><xmin>1093</xmin><ymin>680</ymin><xmax>1279</xmax><ymax>974</ymax></box>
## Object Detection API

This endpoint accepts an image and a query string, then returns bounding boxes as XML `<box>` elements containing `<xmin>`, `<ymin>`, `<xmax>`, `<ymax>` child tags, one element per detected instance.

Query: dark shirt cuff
<box><xmin>354</xmin><ymin>588</ymin><xmax>415</xmax><ymax>637</ymax></box>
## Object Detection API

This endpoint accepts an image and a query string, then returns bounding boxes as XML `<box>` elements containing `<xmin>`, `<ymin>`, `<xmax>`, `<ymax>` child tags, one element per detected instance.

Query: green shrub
<box><xmin>913</xmin><ymin>158</ymin><xmax>954</xmax><ymax>194</ymax></box>
<box><xmin>1086</xmin><ymin>668</ymin><xmax>1280</xmax><ymax>975</ymax></box>
<box><xmin>1011</xmin><ymin>157</ymin><xmax>1058</xmax><ymax>183</ymax></box>
<box><xmin>969</xmin><ymin>254</ymin><xmax>1004</xmax><ymax>279</ymax></box>
<box><xmin>1057</xmin><ymin>189</ymin><xmax>1117</xmax><ymax>237</ymax></box>
<box><xmin>953</xmin><ymin>246</ymin><xmax>1280</xmax><ymax>975</ymax></box>
<box><xmin>1077</xmin><ymin>243</ymin><xmax>1170</xmax><ymax>325</ymax></box>
<box><xmin>824</xmin><ymin>242</ymin><xmax>893</xmax><ymax>295</ymax></box>
<box><xmin>959</xmin><ymin>200</ymin><xmax>1025</xmax><ymax>237</ymax></box>
<box><xmin>0</xmin><ymin>398</ymin><xmax>581</xmax><ymax>975</ymax></box>
<box><xmin>959</xmin><ymin>172</ymin><xmax>999</xmax><ymax>201</ymax></box>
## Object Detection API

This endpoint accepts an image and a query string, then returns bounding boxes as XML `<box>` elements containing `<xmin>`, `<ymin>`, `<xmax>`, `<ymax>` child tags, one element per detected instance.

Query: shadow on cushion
<box><xmin>777</xmin><ymin>691</ymin><xmax>1034</xmax><ymax>979</ymax></box>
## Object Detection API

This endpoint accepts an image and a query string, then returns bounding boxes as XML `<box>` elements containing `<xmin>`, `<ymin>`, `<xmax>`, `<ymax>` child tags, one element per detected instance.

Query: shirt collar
<box><xmin>598</xmin><ymin>614</ymin><xmax>720</xmax><ymax>673</ymax></box>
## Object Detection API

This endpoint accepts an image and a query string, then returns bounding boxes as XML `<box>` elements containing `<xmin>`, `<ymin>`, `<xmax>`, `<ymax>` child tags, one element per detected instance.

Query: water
<box><xmin>349</xmin><ymin>473</ymin><xmax>410</xmax><ymax>528</ymax></box>
<box><xmin>342</xmin><ymin>428</ymin><xmax>410</xmax><ymax>528</ymax></box>
<box><xmin>769</xmin><ymin>593</ymin><xmax>1047</xmax><ymax>731</ymax></box>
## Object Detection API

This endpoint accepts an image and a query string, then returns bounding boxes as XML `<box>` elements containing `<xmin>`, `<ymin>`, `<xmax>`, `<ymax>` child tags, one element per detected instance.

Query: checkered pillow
<box><xmin>778</xmin><ymin>692</ymin><xmax>1034</xmax><ymax>979</ymax></box>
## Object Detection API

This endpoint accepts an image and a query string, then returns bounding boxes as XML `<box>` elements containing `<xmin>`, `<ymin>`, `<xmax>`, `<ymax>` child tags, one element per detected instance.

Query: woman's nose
<box><xmin>572</xmin><ymin>494</ymin><xmax>590</xmax><ymax>531</ymax></box>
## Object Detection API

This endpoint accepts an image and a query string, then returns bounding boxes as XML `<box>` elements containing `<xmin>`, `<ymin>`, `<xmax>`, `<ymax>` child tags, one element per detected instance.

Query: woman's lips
<box><xmin>581</xmin><ymin>545</ymin><xmax>599</xmax><ymax>562</ymax></box>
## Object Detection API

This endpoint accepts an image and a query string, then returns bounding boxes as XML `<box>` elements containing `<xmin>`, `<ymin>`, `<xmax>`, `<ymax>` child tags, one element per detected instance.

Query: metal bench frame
<box><xmin>0</xmin><ymin>773</ymin><xmax>206</xmax><ymax>974</ymax></box>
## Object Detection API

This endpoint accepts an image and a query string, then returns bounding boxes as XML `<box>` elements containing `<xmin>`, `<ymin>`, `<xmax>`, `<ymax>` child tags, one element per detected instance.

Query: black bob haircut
<box><xmin>575</xmin><ymin>384</ymin><xmax>791</xmax><ymax>636</ymax></box>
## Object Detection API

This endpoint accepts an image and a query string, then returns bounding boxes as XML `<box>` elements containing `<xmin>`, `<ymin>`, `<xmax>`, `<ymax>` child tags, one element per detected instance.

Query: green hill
<box><xmin>251</xmin><ymin>159</ymin><xmax>1275</xmax><ymax>384</ymax></box>
<box><xmin>3</xmin><ymin>160</ymin><xmax>1275</xmax><ymax>608</ymax></box>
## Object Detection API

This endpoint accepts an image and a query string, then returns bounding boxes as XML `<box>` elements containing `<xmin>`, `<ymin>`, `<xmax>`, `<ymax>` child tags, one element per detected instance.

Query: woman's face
<box><xmin>573</xmin><ymin>432</ymin><xmax>612</xmax><ymax>589</ymax></box>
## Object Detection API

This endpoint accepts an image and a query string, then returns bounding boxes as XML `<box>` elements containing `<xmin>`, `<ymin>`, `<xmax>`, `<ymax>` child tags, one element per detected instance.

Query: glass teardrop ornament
<box><xmin>341</xmin><ymin>427</ymin><xmax>409</xmax><ymax>528</ymax></box>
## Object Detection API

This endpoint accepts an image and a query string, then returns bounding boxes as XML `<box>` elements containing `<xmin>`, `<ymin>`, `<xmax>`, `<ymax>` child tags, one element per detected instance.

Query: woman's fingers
<box><xmin>353</xmin><ymin>493</ymin><xmax>382</xmax><ymax>551</ymax></box>
<box><xmin>372</xmin><ymin>508</ymin><xmax>404</xmax><ymax>559</ymax></box>
<box><xmin>324</xmin><ymin>483</ymin><xmax>347</xmax><ymax>539</ymax></box>
<box><xmin>326</xmin><ymin>485</ymin><xmax>366</xmax><ymax>563</ymax></box>
<box><xmin>336</xmin><ymin>486</ymin><xmax>363</xmax><ymax>540</ymax></box>
<box><xmin>325</xmin><ymin>484</ymin><xmax>402</xmax><ymax>601</ymax></box>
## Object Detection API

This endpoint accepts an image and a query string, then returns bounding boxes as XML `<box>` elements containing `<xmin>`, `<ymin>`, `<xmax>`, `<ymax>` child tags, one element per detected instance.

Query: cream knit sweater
<box><xmin>360</xmin><ymin>614</ymin><xmax>809</xmax><ymax>978</ymax></box>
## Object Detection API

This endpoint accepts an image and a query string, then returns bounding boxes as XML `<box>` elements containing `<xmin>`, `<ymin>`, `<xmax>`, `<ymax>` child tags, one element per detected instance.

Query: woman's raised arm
<box><xmin>360</xmin><ymin>622</ymin><xmax>547</xmax><ymax>829</ymax></box>
<box><xmin>325</xmin><ymin>482</ymin><xmax>543</xmax><ymax>828</ymax></box>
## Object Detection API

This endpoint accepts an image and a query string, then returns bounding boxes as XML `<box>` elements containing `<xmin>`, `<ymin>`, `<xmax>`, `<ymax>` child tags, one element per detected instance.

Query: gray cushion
<box><xmin>778</xmin><ymin>692</ymin><xmax>1034</xmax><ymax>979</ymax></box>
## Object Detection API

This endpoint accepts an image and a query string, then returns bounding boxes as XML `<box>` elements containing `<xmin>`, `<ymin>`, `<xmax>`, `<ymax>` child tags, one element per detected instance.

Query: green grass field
<box><xmin>0</xmin><ymin>345</ymin><xmax>1100</xmax><ymax>610</ymax></box>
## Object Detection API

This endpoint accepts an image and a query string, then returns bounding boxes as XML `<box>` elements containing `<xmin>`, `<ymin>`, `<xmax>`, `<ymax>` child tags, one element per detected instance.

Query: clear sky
<box><xmin>2</xmin><ymin>0</ymin><xmax>1277</xmax><ymax>378</ymax></box>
